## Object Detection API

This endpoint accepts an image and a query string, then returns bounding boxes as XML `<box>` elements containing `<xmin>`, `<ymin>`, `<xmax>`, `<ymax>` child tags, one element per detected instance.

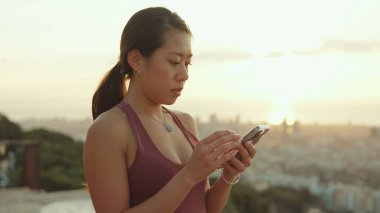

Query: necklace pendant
<box><xmin>165</xmin><ymin>124</ymin><xmax>173</xmax><ymax>132</ymax></box>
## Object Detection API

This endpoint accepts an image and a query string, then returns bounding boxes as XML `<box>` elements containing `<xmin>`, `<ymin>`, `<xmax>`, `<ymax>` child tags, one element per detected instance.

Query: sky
<box><xmin>1</xmin><ymin>0</ymin><xmax>380</xmax><ymax>125</ymax></box>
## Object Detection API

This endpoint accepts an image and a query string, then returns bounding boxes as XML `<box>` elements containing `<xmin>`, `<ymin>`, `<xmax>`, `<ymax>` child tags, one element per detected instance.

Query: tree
<box><xmin>0</xmin><ymin>113</ymin><xmax>85</xmax><ymax>191</ymax></box>
<box><xmin>0</xmin><ymin>113</ymin><xmax>23</xmax><ymax>140</ymax></box>
<box><xmin>0</xmin><ymin>113</ymin><xmax>23</xmax><ymax>161</ymax></box>
<box><xmin>23</xmin><ymin>129</ymin><xmax>85</xmax><ymax>191</ymax></box>
<box><xmin>218</xmin><ymin>180</ymin><xmax>325</xmax><ymax>213</ymax></box>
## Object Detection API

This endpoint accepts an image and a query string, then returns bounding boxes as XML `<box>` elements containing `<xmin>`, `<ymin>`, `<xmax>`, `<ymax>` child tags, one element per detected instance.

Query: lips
<box><xmin>171</xmin><ymin>87</ymin><xmax>183</xmax><ymax>96</ymax></box>
<box><xmin>173</xmin><ymin>87</ymin><xmax>183</xmax><ymax>92</ymax></box>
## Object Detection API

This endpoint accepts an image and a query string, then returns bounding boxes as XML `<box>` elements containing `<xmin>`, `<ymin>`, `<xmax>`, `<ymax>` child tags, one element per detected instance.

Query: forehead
<box><xmin>158</xmin><ymin>31</ymin><xmax>192</xmax><ymax>57</ymax></box>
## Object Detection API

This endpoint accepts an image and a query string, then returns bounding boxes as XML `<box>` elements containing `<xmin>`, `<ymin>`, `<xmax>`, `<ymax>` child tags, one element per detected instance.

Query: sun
<box><xmin>267</xmin><ymin>98</ymin><xmax>295</xmax><ymax>125</ymax></box>
<box><xmin>268</xmin><ymin>110</ymin><xmax>295</xmax><ymax>125</ymax></box>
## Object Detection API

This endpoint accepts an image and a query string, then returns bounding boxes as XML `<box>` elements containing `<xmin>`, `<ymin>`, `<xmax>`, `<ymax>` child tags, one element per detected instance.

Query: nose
<box><xmin>176</xmin><ymin>64</ymin><xmax>189</xmax><ymax>81</ymax></box>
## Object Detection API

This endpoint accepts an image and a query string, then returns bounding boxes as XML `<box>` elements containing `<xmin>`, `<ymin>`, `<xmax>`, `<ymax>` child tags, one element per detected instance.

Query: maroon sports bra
<box><xmin>117</xmin><ymin>101</ymin><xmax>207</xmax><ymax>213</ymax></box>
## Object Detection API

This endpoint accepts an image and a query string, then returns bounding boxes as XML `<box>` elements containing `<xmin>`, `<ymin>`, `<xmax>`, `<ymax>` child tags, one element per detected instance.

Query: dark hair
<box><xmin>91</xmin><ymin>7</ymin><xmax>191</xmax><ymax>120</ymax></box>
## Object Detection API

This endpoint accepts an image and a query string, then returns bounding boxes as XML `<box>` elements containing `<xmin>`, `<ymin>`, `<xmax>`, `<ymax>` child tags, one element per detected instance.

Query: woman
<box><xmin>84</xmin><ymin>7</ymin><xmax>257</xmax><ymax>213</ymax></box>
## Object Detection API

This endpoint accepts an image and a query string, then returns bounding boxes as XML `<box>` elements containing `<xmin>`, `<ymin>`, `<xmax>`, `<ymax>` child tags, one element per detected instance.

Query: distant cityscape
<box><xmin>5</xmin><ymin>114</ymin><xmax>380</xmax><ymax>212</ymax></box>
<box><xmin>201</xmin><ymin>114</ymin><xmax>380</xmax><ymax>213</ymax></box>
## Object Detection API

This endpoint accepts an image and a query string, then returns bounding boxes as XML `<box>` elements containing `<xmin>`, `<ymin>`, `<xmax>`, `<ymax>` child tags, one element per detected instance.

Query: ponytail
<box><xmin>92</xmin><ymin>63</ymin><xmax>127</xmax><ymax>120</ymax></box>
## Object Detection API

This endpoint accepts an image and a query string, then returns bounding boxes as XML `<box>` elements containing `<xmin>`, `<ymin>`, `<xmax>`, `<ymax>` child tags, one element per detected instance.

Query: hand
<box><xmin>183</xmin><ymin>130</ymin><xmax>241</xmax><ymax>185</ymax></box>
<box><xmin>221</xmin><ymin>141</ymin><xmax>257</xmax><ymax>181</ymax></box>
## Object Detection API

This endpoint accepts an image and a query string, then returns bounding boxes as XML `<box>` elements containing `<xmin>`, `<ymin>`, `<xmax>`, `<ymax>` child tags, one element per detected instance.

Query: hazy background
<box><xmin>1</xmin><ymin>0</ymin><xmax>380</xmax><ymax>125</ymax></box>
<box><xmin>1</xmin><ymin>1</ymin><xmax>380</xmax><ymax>212</ymax></box>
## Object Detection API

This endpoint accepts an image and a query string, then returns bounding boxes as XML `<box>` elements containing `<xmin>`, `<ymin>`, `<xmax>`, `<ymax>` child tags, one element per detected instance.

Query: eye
<box><xmin>185</xmin><ymin>62</ymin><xmax>192</xmax><ymax>68</ymax></box>
<box><xmin>169</xmin><ymin>60</ymin><xmax>180</xmax><ymax>65</ymax></box>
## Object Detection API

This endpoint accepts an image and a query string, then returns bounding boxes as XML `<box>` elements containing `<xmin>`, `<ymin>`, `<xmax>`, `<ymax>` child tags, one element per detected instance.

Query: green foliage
<box><xmin>7</xmin><ymin>146</ymin><xmax>24</xmax><ymax>187</ymax></box>
<box><xmin>0</xmin><ymin>114</ymin><xmax>23</xmax><ymax>140</ymax></box>
<box><xmin>23</xmin><ymin>129</ymin><xmax>85</xmax><ymax>191</ymax></box>
<box><xmin>223</xmin><ymin>181</ymin><xmax>268</xmax><ymax>213</ymax></box>
<box><xmin>218</xmin><ymin>180</ymin><xmax>325</xmax><ymax>213</ymax></box>
<box><xmin>0</xmin><ymin>113</ymin><xmax>85</xmax><ymax>191</ymax></box>
<box><xmin>0</xmin><ymin>113</ymin><xmax>23</xmax><ymax>161</ymax></box>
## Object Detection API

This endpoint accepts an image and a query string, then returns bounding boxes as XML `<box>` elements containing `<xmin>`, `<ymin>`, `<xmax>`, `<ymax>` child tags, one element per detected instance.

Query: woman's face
<box><xmin>137</xmin><ymin>30</ymin><xmax>192</xmax><ymax>105</ymax></box>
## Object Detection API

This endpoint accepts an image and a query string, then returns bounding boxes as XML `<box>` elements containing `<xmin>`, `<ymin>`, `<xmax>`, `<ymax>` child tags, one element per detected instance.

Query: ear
<box><xmin>127</xmin><ymin>49</ymin><xmax>145</xmax><ymax>74</ymax></box>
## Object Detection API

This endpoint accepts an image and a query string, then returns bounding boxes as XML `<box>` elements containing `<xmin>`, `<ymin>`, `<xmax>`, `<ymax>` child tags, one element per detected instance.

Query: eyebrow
<box><xmin>168</xmin><ymin>51</ymin><xmax>193</xmax><ymax>58</ymax></box>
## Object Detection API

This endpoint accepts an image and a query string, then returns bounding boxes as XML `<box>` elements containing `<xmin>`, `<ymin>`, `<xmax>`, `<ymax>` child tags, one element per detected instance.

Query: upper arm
<box><xmin>83</xmin><ymin>116</ymin><xmax>130</xmax><ymax>213</ymax></box>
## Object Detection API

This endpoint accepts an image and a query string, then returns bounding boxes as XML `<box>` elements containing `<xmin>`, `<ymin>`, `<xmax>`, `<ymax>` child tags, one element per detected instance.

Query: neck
<box><xmin>124</xmin><ymin>83</ymin><xmax>163</xmax><ymax>120</ymax></box>
<box><xmin>125</xmin><ymin>81</ymin><xmax>173</xmax><ymax>133</ymax></box>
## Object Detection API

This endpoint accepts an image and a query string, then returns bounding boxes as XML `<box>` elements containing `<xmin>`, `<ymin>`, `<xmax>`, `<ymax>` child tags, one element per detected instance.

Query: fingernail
<box><xmin>232</xmin><ymin>150</ymin><xmax>239</xmax><ymax>156</ymax></box>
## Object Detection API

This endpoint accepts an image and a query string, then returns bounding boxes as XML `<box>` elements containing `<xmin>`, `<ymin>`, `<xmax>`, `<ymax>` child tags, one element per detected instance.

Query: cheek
<box><xmin>143</xmin><ymin>60</ymin><xmax>175</xmax><ymax>86</ymax></box>
<box><xmin>154</xmin><ymin>64</ymin><xmax>175</xmax><ymax>81</ymax></box>
<box><xmin>144</xmin><ymin>68</ymin><xmax>172</xmax><ymax>91</ymax></box>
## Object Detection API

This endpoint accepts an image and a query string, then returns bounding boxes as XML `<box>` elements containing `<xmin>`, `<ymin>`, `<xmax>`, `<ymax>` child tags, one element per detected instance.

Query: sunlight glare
<box><xmin>267</xmin><ymin>98</ymin><xmax>295</xmax><ymax>125</ymax></box>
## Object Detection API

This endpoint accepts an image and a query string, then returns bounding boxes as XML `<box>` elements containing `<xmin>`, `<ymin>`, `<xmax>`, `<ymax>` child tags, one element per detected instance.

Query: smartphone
<box><xmin>239</xmin><ymin>125</ymin><xmax>271</xmax><ymax>144</ymax></box>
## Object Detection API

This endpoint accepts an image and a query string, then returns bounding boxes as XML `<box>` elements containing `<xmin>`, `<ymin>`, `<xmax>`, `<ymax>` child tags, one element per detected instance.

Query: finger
<box><xmin>209</xmin><ymin>132</ymin><xmax>240</xmax><ymax>151</ymax></box>
<box><xmin>206</xmin><ymin>133</ymin><xmax>240</xmax><ymax>153</ymax></box>
<box><xmin>243</xmin><ymin>142</ymin><xmax>257</xmax><ymax>158</ymax></box>
<box><xmin>222</xmin><ymin>162</ymin><xmax>239</xmax><ymax>174</ymax></box>
<box><xmin>208</xmin><ymin>143</ymin><xmax>216</xmax><ymax>151</ymax></box>
<box><xmin>229</xmin><ymin>156</ymin><xmax>247</xmax><ymax>172</ymax></box>
<box><xmin>211</xmin><ymin>140</ymin><xmax>240</xmax><ymax>160</ymax></box>
<box><xmin>214</xmin><ymin>132</ymin><xmax>240</xmax><ymax>148</ymax></box>
<box><xmin>214</xmin><ymin>149</ymin><xmax>238</xmax><ymax>168</ymax></box>
<box><xmin>237</xmin><ymin>144</ymin><xmax>251</xmax><ymax>165</ymax></box>
<box><xmin>201</xmin><ymin>130</ymin><xmax>234</xmax><ymax>144</ymax></box>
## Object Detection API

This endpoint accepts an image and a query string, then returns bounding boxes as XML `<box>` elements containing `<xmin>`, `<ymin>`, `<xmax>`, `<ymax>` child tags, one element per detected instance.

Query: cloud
<box><xmin>266</xmin><ymin>52</ymin><xmax>285</xmax><ymax>58</ymax></box>
<box><xmin>290</xmin><ymin>49</ymin><xmax>321</xmax><ymax>56</ymax></box>
<box><xmin>321</xmin><ymin>40</ymin><xmax>380</xmax><ymax>52</ymax></box>
<box><xmin>264</xmin><ymin>40</ymin><xmax>380</xmax><ymax>58</ymax></box>
<box><xmin>195</xmin><ymin>51</ymin><xmax>252</xmax><ymax>62</ymax></box>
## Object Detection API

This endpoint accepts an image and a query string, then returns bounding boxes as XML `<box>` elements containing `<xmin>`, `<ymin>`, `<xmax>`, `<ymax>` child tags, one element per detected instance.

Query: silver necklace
<box><xmin>162</xmin><ymin>108</ymin><xmax>173</xmax><ymax>133</ymax></box>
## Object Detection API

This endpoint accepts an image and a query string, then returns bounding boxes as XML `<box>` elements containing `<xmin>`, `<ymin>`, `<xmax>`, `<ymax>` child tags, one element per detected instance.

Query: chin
<box><xmin>164</xmin><ymin>100</ymin><xmax>176</xmax><ymax>105</ymax></box>
<box><xmin>163</xmin><ymin>97</ymin><xmax>178</xmax><ymax>105</ymax></box>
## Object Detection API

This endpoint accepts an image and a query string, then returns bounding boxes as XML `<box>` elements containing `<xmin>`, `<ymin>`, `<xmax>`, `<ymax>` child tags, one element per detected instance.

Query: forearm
<box><xmin>205</xmin><ymin>172</ymin><xmax>236</xmax><ymax>213</ymax></box>
<box><xmin>123</xmin><ymin>169</ymin><xmax>196</xmax><ymax>213</ymax></box>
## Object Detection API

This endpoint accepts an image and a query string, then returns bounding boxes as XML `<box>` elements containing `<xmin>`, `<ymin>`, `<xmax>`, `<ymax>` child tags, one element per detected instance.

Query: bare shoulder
<box><xmin>84</xmin><ymin>107</ymin><xmax>132</xmax><ymax>212</ymax></box>
<box><xmin>170</xmin><ymin>110</ymin><xmax>198</xmax><ymax>137</ymax></box>
<box><xmin>85</xmin><ymin>107</ymin><xmax>130</xmax><ymax>151</ymax></box>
